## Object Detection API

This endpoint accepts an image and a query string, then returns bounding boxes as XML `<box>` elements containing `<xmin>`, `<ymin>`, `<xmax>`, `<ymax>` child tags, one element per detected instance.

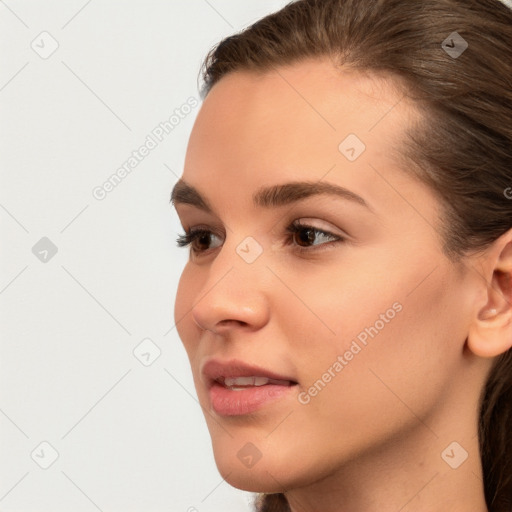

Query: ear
<box><xmin>467</xmin><ymin>228</ymin><xmax>512</xmax><ymax>358</ymax></box>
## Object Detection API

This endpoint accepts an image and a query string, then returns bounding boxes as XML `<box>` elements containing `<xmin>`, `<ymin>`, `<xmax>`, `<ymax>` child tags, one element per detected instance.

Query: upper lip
<box><xmin>201</xmin><ymin>358</ymin><xmax>297</xmax><ymax>388</ymax></box>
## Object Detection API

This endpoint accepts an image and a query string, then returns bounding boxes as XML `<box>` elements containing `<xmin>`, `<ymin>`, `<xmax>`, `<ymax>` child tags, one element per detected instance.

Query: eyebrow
<box><xmin>170</xmin><ymin>179</ymin><xmax>374</xmax><ymax>213</ymax></box>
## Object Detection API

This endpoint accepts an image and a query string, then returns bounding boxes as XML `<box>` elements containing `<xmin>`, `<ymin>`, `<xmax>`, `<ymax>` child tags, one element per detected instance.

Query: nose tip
<box><xmin>192</xmin><ymin>299</ymin><xmax>267</xmax><ymax>335</ymax></box>
<box><xmin>188</xmin><ymin>237</ymin><xmax>272</xmax><ymax>335</ymax></box>
<box><xmin>191</xmin><ymin>267</ymin><xmax>270</xmax><ymax>335</ymax></box>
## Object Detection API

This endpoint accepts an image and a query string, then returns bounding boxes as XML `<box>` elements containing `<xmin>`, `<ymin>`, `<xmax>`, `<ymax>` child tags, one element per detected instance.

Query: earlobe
<box><xmin>466</xmin><ymin>232</ymin><xmax>512</xmax><ymax>359</ymax></box>
<box><xmin>468</xmin><ymin>306</ymin><xmax>511</xmax><ymax>358</ymax></box>
<box><xmin>478</xmin><ymin>307</ymin><xmax>498</xmax><ymax>321</ymax></box>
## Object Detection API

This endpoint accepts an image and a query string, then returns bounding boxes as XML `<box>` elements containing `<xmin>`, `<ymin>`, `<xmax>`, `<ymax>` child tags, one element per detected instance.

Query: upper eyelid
<box><xmin>182</xmin><ymin>221</ymin><xmax>340</xmax><ymax>236</ymax></box>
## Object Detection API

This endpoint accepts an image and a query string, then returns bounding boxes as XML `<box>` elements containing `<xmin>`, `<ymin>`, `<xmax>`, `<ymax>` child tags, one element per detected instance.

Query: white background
<box><xmin>0</xmin><ymin>1</ymin><xmax>289</xmax><ymax>511</ymax></box>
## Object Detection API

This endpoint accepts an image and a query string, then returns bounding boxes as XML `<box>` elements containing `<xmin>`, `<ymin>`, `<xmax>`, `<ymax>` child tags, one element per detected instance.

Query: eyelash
<box><xmin>175</xmin><ymin>221</ymin><xmax>345</xmax><ymax>256</ymax></box>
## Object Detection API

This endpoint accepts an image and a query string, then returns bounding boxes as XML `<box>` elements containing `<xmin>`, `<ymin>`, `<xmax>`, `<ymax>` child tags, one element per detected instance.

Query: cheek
<box><xmin>313</xmin><ymin>269</ymin><xmax>461</xmax><ymax>416</ymax></box>
<box><xmin>247</xmin><ymin>272</ymin><xmax>461</xmax><ymax>487</ymax></box>
<box><xmin>273</xmin><ymin>256</ymin><xmax>405</xmax><ymax>366</ymax></box>
<box><xmin>174</xmin><ymin>265</ymin><xmax>200</xmax><ymax>357</ymax></box>
<box><xmin>285</xmin><ymin>253</ymin><xmax>463</xmax><ymax>415</ymax></box>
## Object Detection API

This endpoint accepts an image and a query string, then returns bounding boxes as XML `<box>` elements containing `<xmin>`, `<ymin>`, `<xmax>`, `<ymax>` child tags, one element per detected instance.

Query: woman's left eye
<box><xmin>175</xmin><ymin>221</ymin><xmax>344</xmax><ymax>255</ymax></box>
<box><xmin>284</xmin><ymin>222</ymin><xmax>344</xmax><ymax>252</ymax></box>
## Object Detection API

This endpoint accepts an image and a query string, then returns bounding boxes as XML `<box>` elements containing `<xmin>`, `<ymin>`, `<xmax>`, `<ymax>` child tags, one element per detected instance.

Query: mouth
<box><xmin>216</xmin><ymin>375</ymin><xmax>296</xmax><ymax>390</ymax></box>
<box><xmin>202</xmin><ymin>359</ymin><xmax>298</xmax><ymax>416</ymax></box>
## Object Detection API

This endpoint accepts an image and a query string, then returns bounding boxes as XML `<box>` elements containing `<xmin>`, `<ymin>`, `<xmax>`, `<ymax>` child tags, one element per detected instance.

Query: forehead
<box><xmin>183</xmin><ymin>58</ymin><xmax>419</xmax><ymax>215</ymax></box>
<box><xmin>202</xmin><ymin>57</ymin><xmax>409</xmax><ymax>130</ymax></box>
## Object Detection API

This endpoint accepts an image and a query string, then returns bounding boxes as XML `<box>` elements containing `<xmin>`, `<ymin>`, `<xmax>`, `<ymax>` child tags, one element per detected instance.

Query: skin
<box><xmin>172</xmin><ymin>57</ymin><xmax>512</xmax><ymax>512</ymax></box>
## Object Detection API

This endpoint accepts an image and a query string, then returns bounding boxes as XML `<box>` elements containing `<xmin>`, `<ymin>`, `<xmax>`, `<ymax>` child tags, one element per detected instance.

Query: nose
<box><xmin>191</xmin><ymin>254</ymin><xmax>271</xmax><ymax>336</ymax></box>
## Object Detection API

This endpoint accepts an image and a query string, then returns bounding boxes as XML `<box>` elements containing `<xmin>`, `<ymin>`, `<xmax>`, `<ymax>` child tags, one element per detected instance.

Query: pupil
<box><xmin>298</xmin><ymin>228</ymin><xmax>314</xmax><ymax>246</ymax></box>
<box><xmin>199</xmin><ymin>233</ymin><xmax>210</xmax><ymax>248</ymax></box>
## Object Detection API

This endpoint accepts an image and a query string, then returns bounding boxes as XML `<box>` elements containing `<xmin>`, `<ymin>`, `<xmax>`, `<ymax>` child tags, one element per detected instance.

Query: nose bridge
<box><xmin>209</xmin><ymin>230</ymin><xmax>269</xmax><ymax>293</ymax></box>
<box><xmin>191</xmin><ymin>235</ymin><xmax>270</xmax><ymax>332</ymax></box>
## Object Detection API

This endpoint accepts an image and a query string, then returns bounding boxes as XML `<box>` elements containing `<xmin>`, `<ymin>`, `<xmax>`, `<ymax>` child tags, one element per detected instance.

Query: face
<box><xmin>172</xmin><ymin>58</ymin><xmax>479</xmax><ymax>492</ymax></box>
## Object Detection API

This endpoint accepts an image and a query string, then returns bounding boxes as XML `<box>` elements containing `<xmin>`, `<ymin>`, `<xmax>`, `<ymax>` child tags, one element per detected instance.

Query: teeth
<box><xmin>224</xmin><ymin>376</ymin><xmax>270</xmax><ymax>387</ymax></box>
<box><xmin>253</xmin><ymin>376</ymin><xmax>270</xmax><ymax>386</ymax></box>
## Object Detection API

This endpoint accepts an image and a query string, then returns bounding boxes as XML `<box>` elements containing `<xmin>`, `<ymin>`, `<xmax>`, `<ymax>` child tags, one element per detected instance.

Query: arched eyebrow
<box><xmin>170</xmin><ymin>179</ymin><xmax>374</xmax><ymax>214</ymax></box>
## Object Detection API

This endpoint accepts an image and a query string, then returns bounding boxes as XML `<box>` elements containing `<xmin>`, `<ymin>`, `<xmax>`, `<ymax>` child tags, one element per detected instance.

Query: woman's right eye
<box><xmin>175</xmin><ymin>228</ymin><xmax>222</xmax><ymax>254</ymax></box>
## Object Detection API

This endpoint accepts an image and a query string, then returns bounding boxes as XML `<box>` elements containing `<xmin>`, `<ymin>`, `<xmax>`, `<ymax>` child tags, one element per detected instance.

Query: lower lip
<box><xmin>209</xmin><ymin>382</ymin><xmax>295</xmax><ymax>416</ymax></box>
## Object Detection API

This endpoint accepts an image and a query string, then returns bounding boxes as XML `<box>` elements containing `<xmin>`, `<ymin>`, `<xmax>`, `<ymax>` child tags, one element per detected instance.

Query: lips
<box><xmin>201</xmin><ymin>359</ymin><xmax>298</xmax><ymax>416</ymax></box>
<box><xmin>202</xmin><ymin>359</ymin><xmax>297</xmax><ymax>388</ymax></box>
<box><xmin>222</xmin><ymin>376</ymin><xmax>292</xmax><ymax>389</ymax></box>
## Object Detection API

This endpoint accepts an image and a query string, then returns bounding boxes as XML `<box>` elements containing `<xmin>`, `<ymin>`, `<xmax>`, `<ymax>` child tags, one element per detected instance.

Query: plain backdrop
<box><xmin>0</xmin><ymin>1</ymin><xmax>289</xmax><ymax>511</ymax></box>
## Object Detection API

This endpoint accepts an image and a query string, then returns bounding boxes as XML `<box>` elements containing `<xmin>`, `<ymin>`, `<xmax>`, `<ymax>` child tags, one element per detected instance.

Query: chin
<box><xmin>216</xmin><ymin>462</ymin><xmax>288</xmax><ymax>494</ymax></box>
<box><xmin>210</xmin><ymin>440</ymin><xmax>316</xmax><ymax>494</ymax></box>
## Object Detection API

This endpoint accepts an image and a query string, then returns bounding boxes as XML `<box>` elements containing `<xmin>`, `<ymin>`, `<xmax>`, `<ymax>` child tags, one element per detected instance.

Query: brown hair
<box><xmin>197</xmin><ymin>0</ymin><xmax>512</xmax><ymax>509</ymax></box>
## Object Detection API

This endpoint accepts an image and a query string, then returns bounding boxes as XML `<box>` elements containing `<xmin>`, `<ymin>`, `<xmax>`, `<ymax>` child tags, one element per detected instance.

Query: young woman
<box><xmin>171</xmin><ymin>0</ymin><xmax>512</xmax><ymax>510</ymax></box>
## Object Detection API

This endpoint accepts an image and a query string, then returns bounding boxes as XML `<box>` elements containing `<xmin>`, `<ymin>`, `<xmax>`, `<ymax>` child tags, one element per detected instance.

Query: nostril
<box><xmin>217</xmin><ymin>319</ymin><xmax>248</xmax><ymax>329</ymax></box>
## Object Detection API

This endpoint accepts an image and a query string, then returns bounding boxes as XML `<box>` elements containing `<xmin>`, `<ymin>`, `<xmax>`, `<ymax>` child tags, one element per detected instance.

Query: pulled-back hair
<box><xmin>197</xmin><ymin>1</ymin><xmax>512</xmax><ymax>509</ymax></box>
